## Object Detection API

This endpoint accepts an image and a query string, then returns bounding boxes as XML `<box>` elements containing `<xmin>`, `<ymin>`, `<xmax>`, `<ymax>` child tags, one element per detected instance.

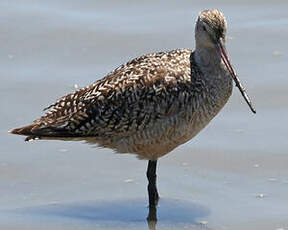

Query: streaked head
<box><xmin>195</xmin><ymin>9</ymin><xmax>227</xmax><ymax>49</ymax></box>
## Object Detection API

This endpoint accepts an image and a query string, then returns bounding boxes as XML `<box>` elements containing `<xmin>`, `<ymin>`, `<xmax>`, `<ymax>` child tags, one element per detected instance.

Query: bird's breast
<box><xmin>138</xmin><ymin>73</ymin><xmax>232</xmax><ymax>159</ymax></box>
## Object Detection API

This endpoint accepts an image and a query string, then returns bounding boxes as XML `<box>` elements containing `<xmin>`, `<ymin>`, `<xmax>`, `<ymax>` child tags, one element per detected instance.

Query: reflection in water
<box><xmin>17</xmin><ymin>199</ymin><xmax>209</xmax><ymax>229</ymax></box>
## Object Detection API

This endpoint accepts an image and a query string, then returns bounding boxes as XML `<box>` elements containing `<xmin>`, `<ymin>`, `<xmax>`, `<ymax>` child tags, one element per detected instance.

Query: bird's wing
<box><xmin>12</xmin><ymin>49</ymin><xmax>203</xmax><ymax>138</ymax></box>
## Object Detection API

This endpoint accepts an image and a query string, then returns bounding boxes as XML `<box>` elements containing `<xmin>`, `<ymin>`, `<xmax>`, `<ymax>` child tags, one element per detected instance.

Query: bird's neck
<box><xmin>194</xmin><ymin>45</ymin><xmax>222</xmax><ymax>74</ymax></box>
<box><xmin>193</xmin><ymin>45</ymin><xmax>233</xmax><ymax>105</ymax></box>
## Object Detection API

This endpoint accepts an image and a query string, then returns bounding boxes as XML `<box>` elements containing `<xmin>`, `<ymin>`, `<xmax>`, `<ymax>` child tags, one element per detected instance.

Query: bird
<box><xmin>9</xmin><ymin>9</ymin><xmax>255</xmax><ymax>215</ymax></box>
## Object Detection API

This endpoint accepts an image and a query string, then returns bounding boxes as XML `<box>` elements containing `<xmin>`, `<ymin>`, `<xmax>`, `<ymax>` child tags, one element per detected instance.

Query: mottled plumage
<box><xmin>10</xmin><ymin>9</ymin><xmax>255</xmax><ymax>211</ymax></box>
<box><xmin>10</xmin><ymin>48</ymin><xmax>232</xmax><ymax>159</ymax></box>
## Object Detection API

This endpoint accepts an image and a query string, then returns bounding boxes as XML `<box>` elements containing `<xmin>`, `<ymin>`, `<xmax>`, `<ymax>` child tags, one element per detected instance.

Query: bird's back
<box><xmin>10</xmin><ymin>48</ymin><xmax>230</xmax><ymax>159</ymax></box>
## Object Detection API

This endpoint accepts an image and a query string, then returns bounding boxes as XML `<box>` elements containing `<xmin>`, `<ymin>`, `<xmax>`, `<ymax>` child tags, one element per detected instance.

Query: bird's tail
<box><xmin>9</xmin><ymin>124</ymin><xmax>45</xmax><ymax>141</ymax></box>
<box><xmin>9</xmin><ymin>123</ymin><xmax>84</xmax><ymax>142</ymax></box>
<box><xmin>8</xmin><ymin>124</ymin><xmax>48</xmax><ymax>141</ymax></box>
<box><xmin>9</xmin><ymin>124</ymin><xmax>34</xmax><ymax>136</ymax></box>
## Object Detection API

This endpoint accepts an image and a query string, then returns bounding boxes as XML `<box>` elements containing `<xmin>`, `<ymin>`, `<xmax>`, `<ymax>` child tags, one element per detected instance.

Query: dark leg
<box><xmin>147</xmin><ymin>205</ymin><xmax>157</xmax><ymax>224</ymax></box>
<box><xmin>147</xmin><ymin>206</ymin><xmax>157</xmax><ymax>230</ymax></box>
<box><xmin>146</xmin><ymin>160</ymin><xmax>159</xmax><ymax>208</ymax></box>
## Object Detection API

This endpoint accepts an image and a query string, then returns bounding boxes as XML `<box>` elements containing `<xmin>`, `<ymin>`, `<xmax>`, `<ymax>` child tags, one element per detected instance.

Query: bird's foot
<box><xmin>147</xmin><ymin>205</ymin><xmax>157</xmax><ymax>221</ymax></box>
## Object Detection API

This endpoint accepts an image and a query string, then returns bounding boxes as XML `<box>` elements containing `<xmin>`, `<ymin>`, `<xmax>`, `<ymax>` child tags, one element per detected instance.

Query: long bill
<box><xmin>216</xmin><ymin>38</ymin><xmax>256</xmax><ymax>114</ymax></box>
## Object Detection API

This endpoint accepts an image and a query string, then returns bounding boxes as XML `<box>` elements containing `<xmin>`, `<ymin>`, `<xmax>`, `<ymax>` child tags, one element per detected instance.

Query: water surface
<box><xmin>1</xmin><ymin>0</ymin><xmax>288</xmax><ymax>229</ymax></box>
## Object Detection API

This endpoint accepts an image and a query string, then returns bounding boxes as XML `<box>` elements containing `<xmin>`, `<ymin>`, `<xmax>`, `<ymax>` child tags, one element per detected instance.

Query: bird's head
<box><xmin>195</xmin><ymin>9</ymin><xmax>227</xmax><ymax>49</ymax></box>
<box><xmin>195</xmin><ymin>9</ymin><xmax>256</xmax><ymax>114</ymax></box>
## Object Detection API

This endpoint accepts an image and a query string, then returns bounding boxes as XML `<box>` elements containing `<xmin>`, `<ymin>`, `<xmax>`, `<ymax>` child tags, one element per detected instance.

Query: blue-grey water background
<box><xmin>1</xmin><ymin>0</ymin><xmax>288</xmax><ymax>229</ymax></box>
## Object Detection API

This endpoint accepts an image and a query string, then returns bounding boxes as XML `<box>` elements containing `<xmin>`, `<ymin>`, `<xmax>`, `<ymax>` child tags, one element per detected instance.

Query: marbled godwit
<box><xmin>9</xmin><ymin>9</ymin><xmax>255</xmax><ymax>212</ymax></box>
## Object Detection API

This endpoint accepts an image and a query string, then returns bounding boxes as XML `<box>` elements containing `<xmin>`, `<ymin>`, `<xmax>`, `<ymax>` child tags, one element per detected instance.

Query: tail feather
<box><xmin>9</xmin><ymin>124</ymin><xmax>41</xmax><ymax>142</ymax></box>
<box><xmin>9</xmin><ymin>123</ymin><xmax>82</xmax><ymax>141</ymax></box>
<box><xmin>9</xmin><ymin>124</ymin><xmax>36</xmax><ymax>136</ymax></box>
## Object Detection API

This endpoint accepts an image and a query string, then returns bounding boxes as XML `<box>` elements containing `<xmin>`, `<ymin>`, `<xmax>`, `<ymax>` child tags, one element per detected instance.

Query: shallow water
<box><xmin>1</xmin><ymin>0</ymin><xmax>288</xmax><ymax>229</ymax></box>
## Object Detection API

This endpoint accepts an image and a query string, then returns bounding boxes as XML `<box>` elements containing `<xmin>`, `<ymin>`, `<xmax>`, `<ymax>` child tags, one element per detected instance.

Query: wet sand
<box><xmin>1</xmin><ymin>0</ymin><xmax>288</xmax><ymax>229</ymax></box>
